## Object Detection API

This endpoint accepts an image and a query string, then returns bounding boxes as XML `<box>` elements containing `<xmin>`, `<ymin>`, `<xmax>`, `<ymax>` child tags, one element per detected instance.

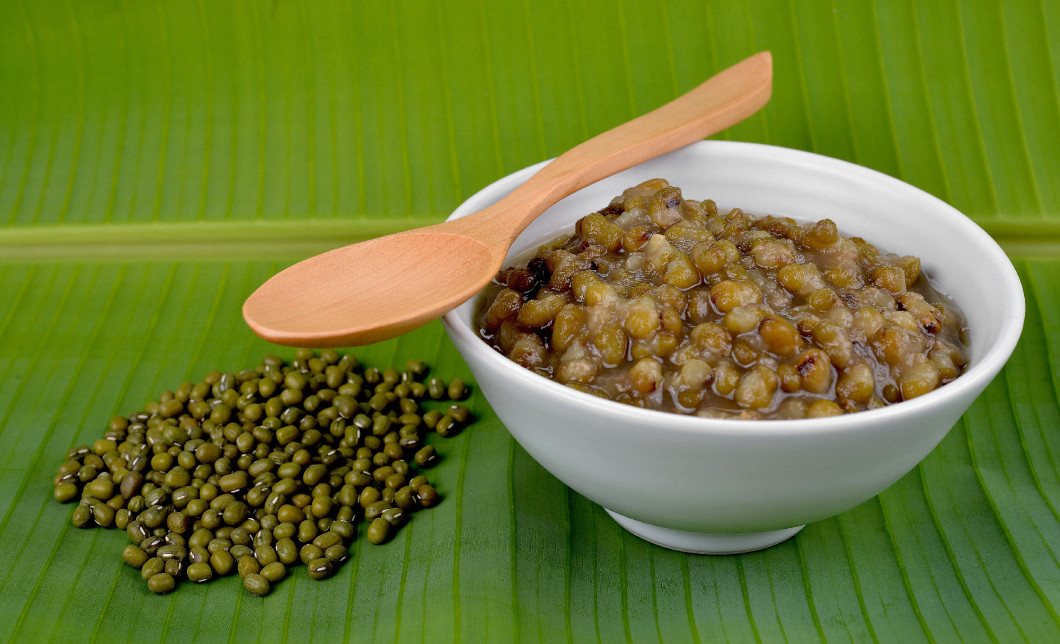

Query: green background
<box><xmin>2</xmin><ymin>0</ymin><xmax>1059</xmax><ymax>641</ymax></box>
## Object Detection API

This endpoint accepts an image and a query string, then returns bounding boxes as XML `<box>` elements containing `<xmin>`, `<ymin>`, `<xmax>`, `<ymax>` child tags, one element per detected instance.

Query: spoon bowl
<box><xmin>243</xmin><ymin>227</ymin><xmax>503</xmax><ymax>346</ymax></box>
<box><xmin>243</xmin><ymin>52</ymin><xmax>772</xmax><ymax>347</ymax></box>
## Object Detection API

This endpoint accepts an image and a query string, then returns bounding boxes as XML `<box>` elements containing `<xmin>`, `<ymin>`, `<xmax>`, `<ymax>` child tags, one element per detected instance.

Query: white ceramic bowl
<box><xmin>441</xmin><ymin>141</ymin><xmax>1024</xmax><ymax>554</ymax></box>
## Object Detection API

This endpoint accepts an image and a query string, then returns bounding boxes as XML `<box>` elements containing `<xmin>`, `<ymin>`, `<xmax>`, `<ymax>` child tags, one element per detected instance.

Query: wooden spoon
<box><xmin>244</xmin><ymin>51</ymin><xmax>772</xmax><ymax>347</ymax></box>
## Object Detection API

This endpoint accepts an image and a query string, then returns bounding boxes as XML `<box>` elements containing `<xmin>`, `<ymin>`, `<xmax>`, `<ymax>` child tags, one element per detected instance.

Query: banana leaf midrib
<box><xmin>2</xmin><ymin>216</ymin><xmax>1059</xmax><ymax>262</ymax></box>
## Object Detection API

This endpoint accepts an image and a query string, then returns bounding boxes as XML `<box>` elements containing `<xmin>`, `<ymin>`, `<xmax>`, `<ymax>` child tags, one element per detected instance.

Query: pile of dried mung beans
<box><xmin>477</xmin><ymin>179</ymin><xmax>969</xmax><ymax>420</ymax></box>
<box><xmin>51</xmin><ymin>349</ymin><xmax>471</xmax><ymax>596</ymax></box>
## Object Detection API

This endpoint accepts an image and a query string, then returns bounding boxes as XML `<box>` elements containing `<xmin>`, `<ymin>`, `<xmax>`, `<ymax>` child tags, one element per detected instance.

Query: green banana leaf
<box><xmin>2</xmin><ymin>0</ymin><xmax>1059</xmax><ymax>641</ymax></box>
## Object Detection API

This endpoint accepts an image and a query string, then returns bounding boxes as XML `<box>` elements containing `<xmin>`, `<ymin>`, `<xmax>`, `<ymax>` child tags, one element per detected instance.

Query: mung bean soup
<box><xmin>476</xmin><ymin>179</ymin><xmax>968</xmax><ymax>420</ymax></box>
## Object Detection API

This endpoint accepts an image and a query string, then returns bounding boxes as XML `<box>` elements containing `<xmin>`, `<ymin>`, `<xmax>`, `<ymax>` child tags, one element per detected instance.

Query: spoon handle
<box><xmin>461</xmin><ymin>51</ymin><xmax>772</xmax><ymax>245</ymax></box>
<box><xmin>243</xmin><ymin>51</ymin><xmax>773</xmax><ymax>349</ymax></box>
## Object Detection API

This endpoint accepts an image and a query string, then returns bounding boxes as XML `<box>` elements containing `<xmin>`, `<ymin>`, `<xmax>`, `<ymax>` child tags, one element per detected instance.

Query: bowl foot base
<box><xmin>605</xmin><ymin>510</ymin><xmax>804</xmax><ymax>554</ymax></box>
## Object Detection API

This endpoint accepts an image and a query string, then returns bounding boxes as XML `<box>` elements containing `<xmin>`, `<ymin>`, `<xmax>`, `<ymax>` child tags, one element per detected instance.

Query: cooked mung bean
<box><xmin>477</xmin><ymin>179</ymin><xmax>969</xmax><ymax>419</ymax></box>
<box><xmin>51</xmin><ymin>351</ymin><xmax>471</xmax><ymax>597</ymax></box>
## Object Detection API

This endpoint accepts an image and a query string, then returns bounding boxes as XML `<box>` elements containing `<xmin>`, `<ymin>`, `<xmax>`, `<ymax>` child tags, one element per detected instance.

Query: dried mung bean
<box><xmin>122</xmin><ymin>545</ymin><xmax>149</xmax><ymax>569</ymax></box>
<box><xmin>140</xmin><ymin>557</ymin><xmax>164</xmax><ymax>581</ymax></box>
<box><xmin>210</xmin><ymin>550</ymin><xmax>235</xmax><ymax>576</ymax></box>
<box><xmin>243</xmin><ymin>573</ymin><xmax>270</xmax><ymax>597</ymax></box>
<box><xmin>147</xmin><ymin>573</ymin><xmax>176</xmax><ymax>595</ymax></box>
<box><xmin>275</xmin><ymin>538</ymin><xmax>299</xmax><ymax>565</ymax></box>
<box><xmin>307</xmin><ymin>558</ymin><xmax>333</xmax><ymax>580</ymax></box>
<box><xmin>51</xmin><ymin>351</ymin><xmax>471</xmax><ymax>598</ymax></box>
<box><xmin>299</xmin><ymin>543</ymin><xmax>324</xmax><ymax>565</ymax></box>
<box><xmin>92</xmin><ymin>503</ymin><xmax>116</xmax><ymax>527</ymax></box>
<box><xmin>54</xmin><ymin>483</ymin><xmax>79</xmax><ymax>503</ymax></box>
<box><xmin>324</xmin><ymin>544</ymin><xmax>348</xmax><ymax>563</ymax></box>
<box><xmin>237</xmin><ymin>556</ymin><xmax>260</xmax><ymax>578</ymax></box>
<box><xmin>394</xmin><ymin>487</ymin><xmax>417</xmax><ymax>510</ymax></box>
<box><xmin>156</xmin><ymin>544</ymin><xmax>186</xmax><ymax>561</ymax></box>
<box><xmin>114</xmin><ymin>509</ymin><xmax>131</xmax><ymax>530</ymax></box>
<box><xmin>254</xmin><ymin>545</ymin><xmax>278</xmax><ymax>567</ymax></box>
<box><xmin>367</xmin><ymin>518</ymin><xmax>390</xmax><ymax>545</ymax></box>
<box><xmin>381</xmin><ymin>507</ymin><xmax>407</xmax><ymax>528</ymax></box>
<box><xmin>260</xmin><ymin>562</ymin><xmax>287</xmax><ymax>584</ymax></box>
<box><xmin>447</xmin><ymin>378</ymin><xmax>468</xmax><ymax>401</ymax></box>
<box><xmin>417</xmin><ymin>484</ymin><xmax>440</xmax><ymax>508</ymax></box>
<box><xmin>188</xmin><ymin>545</ymin><xmax>209</xmax><ymax>564</ymax></box>
<box><xmin>329</xmin><ymin>520</ymin><xmax>356</xmax><ymax>541</ymax></box>
<box><xmin>187</xmin><ymin>562</ymin><xmax>213</xmax><ymax>583</ymax></box>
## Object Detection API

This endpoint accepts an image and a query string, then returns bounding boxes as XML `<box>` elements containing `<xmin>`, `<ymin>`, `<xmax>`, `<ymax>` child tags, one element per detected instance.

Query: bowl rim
<box><xmin>442</xmin><ymin>140</ymin><xmax>1025</xmax><ymax>438</ymax></box>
